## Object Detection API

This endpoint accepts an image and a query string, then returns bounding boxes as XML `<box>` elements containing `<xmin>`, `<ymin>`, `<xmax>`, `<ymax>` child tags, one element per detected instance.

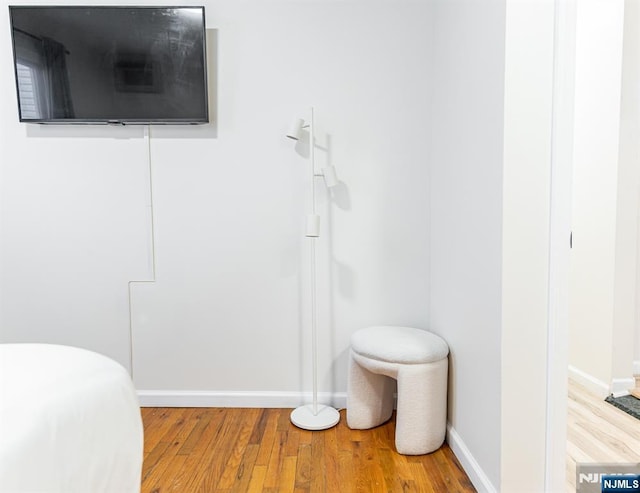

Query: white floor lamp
<box><xmin>286</xmin><ymin>107</ymin><xmax>340</xmax><ymax>431</ymax></box>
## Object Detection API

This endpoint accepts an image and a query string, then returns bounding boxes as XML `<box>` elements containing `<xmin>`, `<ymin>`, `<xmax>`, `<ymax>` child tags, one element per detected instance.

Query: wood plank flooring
<box><xmin>566</xmin><ymin>379</ymin><xmax>640</xmax><ymax>492</ymax></box>
<box><xmin>141</xmin><ymin>407</ymin><xmax>476</xmax><ymax>493</ymax></box>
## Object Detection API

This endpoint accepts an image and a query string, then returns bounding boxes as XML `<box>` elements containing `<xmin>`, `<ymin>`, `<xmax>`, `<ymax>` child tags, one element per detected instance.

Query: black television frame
<box><xmin>8</xmin><ymin>5</ymin><xmax>209</xmax><ymax>125</ymax></box>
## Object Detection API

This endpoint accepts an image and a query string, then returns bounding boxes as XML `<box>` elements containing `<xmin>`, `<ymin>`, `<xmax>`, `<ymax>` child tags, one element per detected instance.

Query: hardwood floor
<box><xmin>566</xmin><ymin>379</ymin><xmax>640</xmax><ymax>492</ymax></box>
<box><xmin>141</xmin><ymin>407</ymin><xmax>476</xmax><ymax>493</ymax></box>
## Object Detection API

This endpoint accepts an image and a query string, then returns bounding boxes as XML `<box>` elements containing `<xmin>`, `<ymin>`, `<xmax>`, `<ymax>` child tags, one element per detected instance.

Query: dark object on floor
<box><xmin>605</xmin><ymin>394</ymin><xmax>640</xmax><ymax>420</ymax></box>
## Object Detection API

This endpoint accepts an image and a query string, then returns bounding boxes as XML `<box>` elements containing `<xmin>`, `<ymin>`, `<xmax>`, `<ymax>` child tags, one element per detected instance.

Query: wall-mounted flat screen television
<box><xmin>9</xmin><ymin>6</ymin><xmax>209</xmax><ymax>124</ymax></box>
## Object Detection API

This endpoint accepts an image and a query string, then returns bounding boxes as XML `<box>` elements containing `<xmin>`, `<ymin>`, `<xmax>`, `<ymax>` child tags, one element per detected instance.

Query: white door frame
<box><xmin>546</xmin><ymin>0</ymin><xmax>576</xmax><ymax>491</ymax></box>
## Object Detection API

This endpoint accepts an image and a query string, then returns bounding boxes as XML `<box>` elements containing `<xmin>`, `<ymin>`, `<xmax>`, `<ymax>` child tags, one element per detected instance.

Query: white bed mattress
<box><xmin>0</xmin><ymin>344</ymin><xmax>143</xmax><ymax>493</ymax></box>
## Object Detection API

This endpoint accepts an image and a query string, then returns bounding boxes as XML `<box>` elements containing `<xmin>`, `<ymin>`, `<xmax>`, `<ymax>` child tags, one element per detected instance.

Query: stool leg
<box><xmin>347</xmin><ymin>351</ymin><xmax>395</xmax><ymax>429</ymax></box>
<box><xmin>395</xmin><ymin>358</ymin><xmax>448</xmax><ymax>455</ymax></box>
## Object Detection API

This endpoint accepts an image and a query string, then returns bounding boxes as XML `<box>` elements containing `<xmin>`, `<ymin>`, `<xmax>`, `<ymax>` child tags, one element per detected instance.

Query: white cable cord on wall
<box><xmin>127</xmin><ymin>125</ymin><xmax>157</xmax><ymax>377</ymax></box>
<box><xmin>144</xmin><ymin>125</ymin><xmax>157</xmax><ymax>278</ymax></box>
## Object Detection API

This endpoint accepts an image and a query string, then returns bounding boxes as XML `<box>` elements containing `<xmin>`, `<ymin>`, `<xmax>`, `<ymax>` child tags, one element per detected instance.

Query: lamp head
<box><xmin>322</xmin><ymin>166</ymin><xmax>339</xmax><ymax>188</ymax></box>
<box><xmin>286</xmin><ymin>118</ymin><xmax>305</xmax><ymax>140</ymax></box>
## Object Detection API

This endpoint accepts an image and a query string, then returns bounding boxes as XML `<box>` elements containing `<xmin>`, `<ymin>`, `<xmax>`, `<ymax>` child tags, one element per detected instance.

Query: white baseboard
<box><xmin>611</xmin><ymin>377</ymin><xmax>635</xmax><ymax>398</ymax></box>
<box><xmin>446</xmin><ymin>424</ymin><xmax>497</xmax><ymax>493</ymax></box>
<box><xmin>137</xmin><ymin>390</ymin><xmax>347</xmax><ymax>409</ymax></box>
<box><xmin>568</xmin><ymin>365</ymin><xmax>609</xmax><ymax>398</ymax></box>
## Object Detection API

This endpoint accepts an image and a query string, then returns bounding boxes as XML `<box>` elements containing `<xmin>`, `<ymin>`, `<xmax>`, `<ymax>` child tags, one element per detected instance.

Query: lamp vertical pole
<box><xmin>309</xmin><ymin>107</ymin><xmax>319</xmax><ymax>417</ymax></box>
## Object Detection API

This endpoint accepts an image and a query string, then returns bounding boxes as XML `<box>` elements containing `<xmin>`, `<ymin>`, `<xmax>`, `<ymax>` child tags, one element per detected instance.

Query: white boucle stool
<box><xmin>347</xmin><ymin>326</ymin><xmax>449</xmax><ymax>455</ymax></box>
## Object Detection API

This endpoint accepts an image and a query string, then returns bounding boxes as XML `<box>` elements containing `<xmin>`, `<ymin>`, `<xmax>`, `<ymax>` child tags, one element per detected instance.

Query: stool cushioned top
<box><xmin>351</xmin><ymin>326</ymin><xmax>449</xmax><ymax>364</ymax></box>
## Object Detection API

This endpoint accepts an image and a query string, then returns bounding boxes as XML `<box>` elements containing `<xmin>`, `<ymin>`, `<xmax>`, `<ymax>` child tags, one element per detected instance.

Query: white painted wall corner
<box><xmin>446</xmin><ymin>424</ymin><xmax>497</xmax><ymax>493</ymax></box>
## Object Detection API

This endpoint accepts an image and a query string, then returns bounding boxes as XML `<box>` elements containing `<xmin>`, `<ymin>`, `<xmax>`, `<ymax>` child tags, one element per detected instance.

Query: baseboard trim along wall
<box><xmin>567</xmin><ymin>365</ymin><xmax>636</xmax><ymax>398</ymax></box>
<box><xmin>611</xmin><ymin>378</ymin><xmax>635</xmax><ymax>398</ymax></box>
<box><xmin>446</xmin><ymin>424</ymin><xmax>497</xmax><ymax>493</ymax></box>
<box><xmin>568</xmin><ymin>365</ymin><xmax>610</xmax><ymax>398</ymax></box>
<box><xmin>137</xmin><ymin>390</ymin><xmax>348</xmax><ymax>409</ymax></box>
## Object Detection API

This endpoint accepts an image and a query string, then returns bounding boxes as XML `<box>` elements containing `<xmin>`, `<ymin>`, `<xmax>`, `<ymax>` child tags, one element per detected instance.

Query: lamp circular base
<box><xmin>290</xmin><ymin>404</ymin><xmax>340</xmax><ymax>431</ymax></box>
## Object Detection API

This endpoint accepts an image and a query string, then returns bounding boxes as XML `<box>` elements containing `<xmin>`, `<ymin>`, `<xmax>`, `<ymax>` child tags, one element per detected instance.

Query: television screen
<box><xmin>9</xmin><ymin>6</ymin><xmax>209</xmax><ymax>124</ymax></box>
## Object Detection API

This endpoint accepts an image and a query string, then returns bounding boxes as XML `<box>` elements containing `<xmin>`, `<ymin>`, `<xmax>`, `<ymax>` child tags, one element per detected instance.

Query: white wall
<box><xmin>0</xmin><ymin>3</ymin><xmax>151</xmax><ymax>369</ymax></box>
<box><xmin>430</xmin><ymin>1</ymin><xmax>557</xmax><ymax>490</ymax></box>
<box><xmin>618</xmin><ymin>0</ymin><xmax>640</xmax><ymax>370</ymax></box>
<box><xmin>501</xmin><ymin>1</ymin><xmax>554</xmax><ymax>491</ymax></box>
<box><xmin>568</xmin><ymin>0</ymin><xmax>627</xmax><ymax>394</ymax></box>
<box><xmin>429</xmin><ymin>0</ymin><xmax>505</xmax><ymax>489</ymax></box>
<box><xmin>0</xmin><ymin>1</ymin><xmax>433</xmax><ymax>399</ymax></box>
<box><xmin>130</xmin><ymin>2</ymin><xmax>433</xmax><ymax>397</ymax></box>
<box><xmin>615</xmin><ymin>0</ymin><xmax>640</xmax><ymax>381</ymax></box>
